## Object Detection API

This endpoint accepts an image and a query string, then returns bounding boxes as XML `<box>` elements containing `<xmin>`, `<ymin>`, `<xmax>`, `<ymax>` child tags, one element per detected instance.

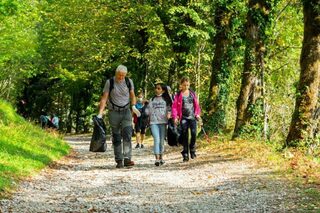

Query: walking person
<box><xmin>134</xmin><ymin>90</ymin><xmax>148</xmax><ymax>149</ymax></box>
<box><xmin>146</xmin><ymin>79</ymin><xmax>172</xmax><ymax>166</ymax></box>
<box><xmin>98</xmin><ymin>65</ymin><xmax>141</xmax><ymax>168</ymax></box>
<box><xmin>51</xmin><ymin>114</ymin><xmax>59</xmax><ymax>130</ymax></box>
<box><xmin>172</xmin><ymin>76</ymin><xmax>201</xmax><ymax>162</ymax></box>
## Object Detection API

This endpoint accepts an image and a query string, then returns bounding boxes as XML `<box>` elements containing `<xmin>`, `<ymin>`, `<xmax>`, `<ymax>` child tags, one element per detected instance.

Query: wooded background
<box><xmin>0</xmin><ymin>0</ymin><xmax>319</xmax><ymax>149</ymax></box>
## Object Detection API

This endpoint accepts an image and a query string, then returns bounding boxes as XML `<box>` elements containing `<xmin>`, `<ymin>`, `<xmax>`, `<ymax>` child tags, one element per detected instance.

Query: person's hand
<box><xmin>174</xmin><ymin>118</ymin><xmax>179</xmax><ymax>125</ymax></box>
<box><xmin>97</xmin><ymin>114</ymin><xmax>103</xmax><ymax>119</ymax></box>
<box><xmin>132</xmin><ymin>105</ymin><xmax>141</xmax><ymax>117</ymax></box>
<box><xmin>196</xmin><ymin>116</ymin><xmax>203</xmax><ymax>126</ymax></box>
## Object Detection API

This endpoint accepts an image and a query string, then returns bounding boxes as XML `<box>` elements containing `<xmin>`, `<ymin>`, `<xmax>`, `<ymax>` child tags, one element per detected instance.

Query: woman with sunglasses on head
<box><xmin>172</xmin><ymin>76</ymin><xmax>201</xmax><ymax>162</ymax></box>
<box><xmin>146</xmin><ymin>79</ymin><xmax>172</xmax><ymax>166</ymax></box>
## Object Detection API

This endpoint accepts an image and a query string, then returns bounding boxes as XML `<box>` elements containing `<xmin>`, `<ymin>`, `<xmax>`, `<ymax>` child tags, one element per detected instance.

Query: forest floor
<box><xmin>0</xmin><ymin>134</ymin><xmax>319</xmax><ymax>213</ymax></box>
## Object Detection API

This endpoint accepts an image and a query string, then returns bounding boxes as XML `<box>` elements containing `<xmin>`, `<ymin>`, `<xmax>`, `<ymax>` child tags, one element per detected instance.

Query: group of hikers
<box><xmin>97</xmin><ymin>64</ymin><xmax>201</xmax><ymax>168</ymax></box>
<box><xmin>40</xmin><ymin>113</ymin><xmax>59</xmax><ymax>130</ymax></box>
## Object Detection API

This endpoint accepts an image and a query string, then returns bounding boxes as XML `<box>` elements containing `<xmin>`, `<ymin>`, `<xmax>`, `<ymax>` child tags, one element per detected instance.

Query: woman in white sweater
<box><xmin>146</xmin><ymin>79</ymin><xmax>172</xmax><ymax>166</ymax></box>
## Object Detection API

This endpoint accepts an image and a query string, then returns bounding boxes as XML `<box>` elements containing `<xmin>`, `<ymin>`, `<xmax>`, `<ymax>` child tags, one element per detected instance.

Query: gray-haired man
<box><xmin>98</xmin><ymin>65</ymin><xmax>140</xmax><ymax>168</ymax></box>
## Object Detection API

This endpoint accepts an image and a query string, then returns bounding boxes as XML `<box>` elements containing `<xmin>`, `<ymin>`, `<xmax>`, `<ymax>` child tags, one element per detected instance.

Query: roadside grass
<box><xmin>0</xmin><ymin>100</ymin><xmax>70</xmax><ymax>198</ymax></box>
<box><xmin>198</xmin><ymin>133</ymin><xmax>320</xmax><ymax>210</ymax></box>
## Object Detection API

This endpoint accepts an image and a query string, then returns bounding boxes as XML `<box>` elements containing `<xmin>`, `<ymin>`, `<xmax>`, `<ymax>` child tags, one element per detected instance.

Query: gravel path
<box><xmin>0</xmin><ymin>135</ymin><xmax>306</xmax><ymax>213</ymax></box>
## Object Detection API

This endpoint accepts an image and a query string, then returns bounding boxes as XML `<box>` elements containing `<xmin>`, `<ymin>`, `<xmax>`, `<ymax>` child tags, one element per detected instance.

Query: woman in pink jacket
<box><xmin>172</xmin><ymin>76</ymin><xmax>201</xmax><ymax>162</ymax></box>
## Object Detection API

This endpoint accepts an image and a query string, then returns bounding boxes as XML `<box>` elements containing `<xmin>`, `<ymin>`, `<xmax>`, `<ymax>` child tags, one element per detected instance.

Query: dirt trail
<box><xmin>0</xmin><ymin>135</ymin><xmax>306</xmax><ymax>212</ymax></box>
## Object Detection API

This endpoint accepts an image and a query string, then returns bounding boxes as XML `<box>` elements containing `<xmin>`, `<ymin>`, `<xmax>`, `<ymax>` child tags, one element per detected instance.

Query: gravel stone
<box><xmin>0</xmin><ymin>135</ymin><xmax>306</xmax><ymax>212</ymax></box>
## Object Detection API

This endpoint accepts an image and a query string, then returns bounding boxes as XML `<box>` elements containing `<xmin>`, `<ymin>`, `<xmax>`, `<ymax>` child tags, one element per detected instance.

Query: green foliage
<box><xmin>0</xmin><ymin>0</ymin><xmax>18</xmax><ymax>17</ymax></box>
<box><xmin>265</xmin><ymin>1</ymin><xmax>303</xmax><ymax>142</ymax></box>
<box><xmin>205</xmin><ymin>0</ymin><xmax>247</xmax><ymax>133</ymax></box>
<box><xmin>0</xmin><ymin>99</ymin><xmax>70</xmax><ymax>196</ymax></box>
<box><xmin>0</xmin><ymin>100</ymin><xmax>24</xmax><ymax>125</ymax></box>
<box><xmin>0</xmin><ymin>0</ymin><xmax>313</xmax><ymax>149</ymax></box>
<box><xmin>239</xmin><ymin>99</ymin><xmax>265</xmax><ymax>139</ymax></box>
<box><xmin>0</xmin><ymin>0</ymin><xmax>41</xmax><ymax>102</ymax></box>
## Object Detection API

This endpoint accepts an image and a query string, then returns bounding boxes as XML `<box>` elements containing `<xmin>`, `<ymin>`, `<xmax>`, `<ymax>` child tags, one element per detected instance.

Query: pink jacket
<box><xmin>171</xmin><ymin>90</ymin><xmax>201</xmax><ymax>120</ymax></box>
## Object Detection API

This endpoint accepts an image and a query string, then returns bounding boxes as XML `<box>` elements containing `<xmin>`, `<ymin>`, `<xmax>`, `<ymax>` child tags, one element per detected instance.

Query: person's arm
<box><xmin>130</xmin><ymin>89</ymin><xmax>141</xmax><ymax>117</ymax></box>
<box><xmin>171</xmin><ymin>93</ymin><xmax>179</xmax><ymax>124</ymax></box>
<box><xmin>193</xmin><ymin>92</ymin><xmax>201</xmax><ymax>119</ymax></box>
<box><xmin>129</xmin><ymin>89</ymin><xmax>136</xmax><ymax>106</ymax></box>
<box><xmin>98</xmin><ymin>92</ymin><xmax>109</xmax><ymax>117</ymax></box>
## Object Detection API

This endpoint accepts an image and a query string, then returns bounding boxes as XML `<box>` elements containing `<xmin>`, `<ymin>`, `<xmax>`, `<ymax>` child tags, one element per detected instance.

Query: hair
<box><xmin>115</xmin><ymin>65</ymin><xmax>128</xmax><ymax>74</ymax></box>
<box><xmin>161</xmin><ymin>84</ymin><xmax>173</xmax><ymax>106</ymax></box>
<box><xmin>152</xmin><ymin>83</ymin><xmax>172</xmax><ymax>106</ymax></box>
<box><xmin>180</xmin><ymin>76</ymin><xmax>189</xmax><ymax>84</ymax></box>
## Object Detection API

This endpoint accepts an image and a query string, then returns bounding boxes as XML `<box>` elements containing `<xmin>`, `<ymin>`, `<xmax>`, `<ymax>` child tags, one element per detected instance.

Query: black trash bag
<box><xmin>167</xmin><ymin>118</ymin><xmax>181</xmax><ymax>146</ymax></box>
<box><xmin>89</xmin><ymin>116</ymin><xmax>107</xmax><ymax>152</ymax></box>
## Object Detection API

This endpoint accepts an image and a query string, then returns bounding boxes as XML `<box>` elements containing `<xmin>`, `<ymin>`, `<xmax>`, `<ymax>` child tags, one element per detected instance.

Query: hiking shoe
<box><xmin>155</xmin><ymin>160</ymin><xmax>160</xmax><ymax>166</ymax></box>
<box><xmin>160</xmin><ymin>159</ymin><xmax>165</xmax><ymax>165</ymax></box>
<box><xmin>135</xmin><ymin>143</ymin><xmax>140</xmax><ymax>149</ymax></box>
<box><xmin>140</xmin><ymin>144</ymin><xmax>144</xmax><ymax>148</ymax></box>
<box><xmin>116</xmin><ymin>160</ymin><xmax>124</xmax><ymax>168</ymax></box>
<box><xmin>183</xmin><ymin>156</ymin><xmax>189</xmax><ymax>162</ymax></box>
<box><xmin>124</xmin><ymin>159</ymin><xmax>135</xmax><ymax>167</ymax></box>
<box><xmin>190</xmin><ymin>152</ymin><xmax>197</xmax><ymax>159</ymax></box>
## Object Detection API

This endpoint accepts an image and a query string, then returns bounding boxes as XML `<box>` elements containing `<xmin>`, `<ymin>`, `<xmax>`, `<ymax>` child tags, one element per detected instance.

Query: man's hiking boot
<box><xmin>124</xmin><ymin>159</ymin><xmax>135</xmax><ymax>167</ymax></box>
<box><xmin>190</xmin><ymin>152</ymin><xmax>197</xmax><ymax>159</ymax></box>
<box><xmin>140</xmin><ymin>144</ymin><xmax>144</xmax><ymax>148</ymax></box>
<box><xmin>135</xmin><ymin>143</ymin><xmax>140</xmax><ymax>149</ymax></box>
<box><xmin>116</xmin><ymin>160</ymin><xmax>124</xmax><ymax>168</ymax></box>
<box><xmin>155</xmin><ymin>160</ymin><xmax>160</xmax><ymax>166</ymax></box>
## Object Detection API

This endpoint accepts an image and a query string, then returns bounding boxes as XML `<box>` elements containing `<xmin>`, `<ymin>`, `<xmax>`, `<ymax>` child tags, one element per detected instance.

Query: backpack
<box><xmin>109</xmin><ymin>77</ymin><xmax>131</xmax><ymax>93</ymax></box>
<box><xmin>109</xmin><ymin>77</ymin><xmax>132</xmax><ymax>109</ymax></box>
<box><xmin>133</xmin><ymin>104</ymin><xmax>149</xmax><ymax>126</ymax></box>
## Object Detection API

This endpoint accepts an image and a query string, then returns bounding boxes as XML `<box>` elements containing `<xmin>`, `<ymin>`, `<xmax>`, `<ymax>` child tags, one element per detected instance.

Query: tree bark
<box><xmin>207</xmin><ymin>3</ymin><xmax>232</xmax><ymax>132</ymax></box>
<box><xmin>286</xmin><ymin>0</ymin><xmax>320</xmax><ymax>146</ymax></box>
<box><xmin>233</xmin><ymin>0</ymin><xmax>270</xmax><ymax>139</ymax></box>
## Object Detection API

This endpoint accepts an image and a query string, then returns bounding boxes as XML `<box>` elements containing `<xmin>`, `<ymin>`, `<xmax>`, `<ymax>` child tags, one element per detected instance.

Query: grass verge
<box><xmin>0</xmin><ymin>100</ymin><xmax>70</xmax><ymax>198</ymax></box>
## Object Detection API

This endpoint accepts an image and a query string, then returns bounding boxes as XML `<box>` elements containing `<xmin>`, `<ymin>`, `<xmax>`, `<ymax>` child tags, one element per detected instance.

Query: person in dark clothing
<box><xmin>134</xmin><ymin>91</ymin><xmax>148</xmax><ymax>149</ymax></box>
<box><xmin>171</xmin><ymin>76</ymin><xmax>201</xmax><ymax>162</ymax></box>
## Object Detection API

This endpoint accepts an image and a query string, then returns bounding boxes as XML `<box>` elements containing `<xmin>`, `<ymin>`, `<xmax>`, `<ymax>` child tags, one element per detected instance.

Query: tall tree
<box><xmin>206</xmin><ymin>0</ymin><xmax>245</xmax><ymax>132</ymax></box>
<box><xmin>286</xmin><ymin>0</ymin><xmax>320</xmax><ymax>146</ymax></box>
<box><xmin>154</xmin><ymin>1</ymin><xmax>207</xmax><ymax>87</ymax></box>
<box><xmin>233</xmin><ymin>0</ymin><xmax>272</xmax><ymax>139</ymax></box>
<box><xmin>0</xmin><ymin>0</ymin><xmax>40</xmax><ymax>102</ymax></box>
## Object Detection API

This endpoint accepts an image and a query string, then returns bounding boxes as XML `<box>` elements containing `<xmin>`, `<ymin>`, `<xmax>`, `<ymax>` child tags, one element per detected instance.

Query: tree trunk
<box><xmin>286</xmin><ymin>0</ymin><xmax>320</xmax><ymax>146</ymax></box>
<box><xmin>167</xmin><ymin>61</ymin><xmax>176</xmax><ymax>87</ymax></box>
<box><xmin>233</xmin><ymin>0</ymin><xmax>270</xmax><ymax>139</ymax></box>
<box><xmin>207</xmin><ymin>3</ymin><xmax>232</xmax><ymax>132</ymax></box>
<box><xmin>259</xmin><ymin>42</ymin><xmax>269</xmax><ymax>140</ymax></box>
<box><xmin>195</xmin><ymin>44</ymin><xmax>205</xmax><ymax>97</ymax></box>
<box><xmin>66</xmin><ymin>108</ymin><xmax>72</xmax><ymax>133</ymax></box>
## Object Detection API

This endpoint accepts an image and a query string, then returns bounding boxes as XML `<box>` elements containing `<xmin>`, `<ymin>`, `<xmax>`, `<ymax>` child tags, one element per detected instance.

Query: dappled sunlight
<box><xmin>0</xmin><ymin>134</ymin><xmax>315</xmax><ymax>212</ymax></box>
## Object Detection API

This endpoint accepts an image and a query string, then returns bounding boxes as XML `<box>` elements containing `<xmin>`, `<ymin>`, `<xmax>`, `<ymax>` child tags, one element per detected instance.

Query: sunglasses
<box><xmin>155</xmin><ymin>87</ymin><xmax>162</xmax><ymax>90</ymax></box>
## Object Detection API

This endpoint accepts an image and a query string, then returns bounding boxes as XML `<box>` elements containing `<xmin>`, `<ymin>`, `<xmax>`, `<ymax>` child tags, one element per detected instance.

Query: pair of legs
<box><xmin>180</xmin><ymin>118</ymin><xmax>197</xmax><ymax>161</ymax></box>
<box><xmin>109</xmin><ymin>109</ymin><xmax>134</xmax><ymax>167</ymax></box>
<box><xmin>150</xmin><ymin>123</ymin><xmax>166</xmax><ymax>166</ymax></box>
<box><xmin>135</xmin><ymin>119</ymin><xmax>146</xmax><ymax>148</ymax></box>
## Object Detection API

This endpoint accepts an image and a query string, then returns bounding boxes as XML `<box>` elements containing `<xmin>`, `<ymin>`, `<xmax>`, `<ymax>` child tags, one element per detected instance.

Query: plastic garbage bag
<box><xmin>89</xmin><ymin>116</ymin><xmax>107</xmax><ymax>152</ymax></box>
<box><xmin>167</xmin><ymin>118</ymin><xmax>181</xmax><ymax>146</ymax></box>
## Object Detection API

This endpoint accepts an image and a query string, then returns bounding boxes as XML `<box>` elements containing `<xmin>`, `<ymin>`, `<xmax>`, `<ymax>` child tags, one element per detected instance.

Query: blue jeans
<box><xmin>150</xmin><ymin>124</ymin><xmax>166</xmax><ymax>155</ymax></box>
